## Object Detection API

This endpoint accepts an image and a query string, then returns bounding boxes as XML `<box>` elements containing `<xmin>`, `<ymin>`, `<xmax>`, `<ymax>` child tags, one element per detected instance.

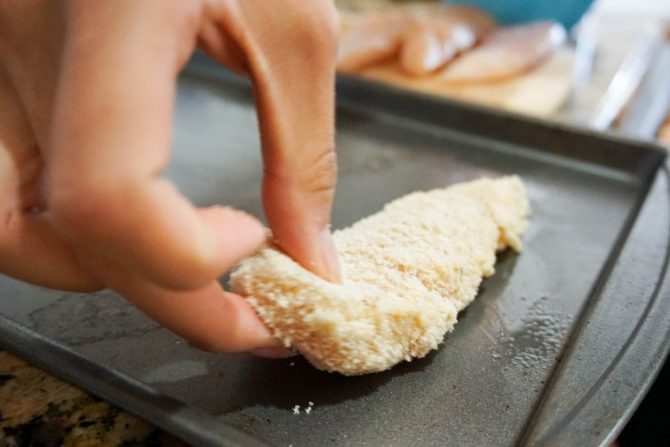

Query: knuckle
<box><xmin>48</xmin><ymin>177</ymin><xmax>212</xmax><ymax>288</ymax></box>
<box><xmin>48</xmin><ymin>178</ymin><xmax>124</xmax><ymax>238</ymax></box>
<box><xmin>285</xmin><ymin>0</ymin><xmax>339</xmax><ymax>54</ymax></box>
<box><xmin>164</xmin><ymin>261</ymin><xmax>214</xmax><ymax>291</ymax></box>
<box><xmin>301</xmin><ymin>148</ymin><xmax>337</xmax><ymax>196</ymax></box>
<box><xmin>265</xmin><ymin>147</ymin><xmax>337</xmax><ymax>199</ymax></box>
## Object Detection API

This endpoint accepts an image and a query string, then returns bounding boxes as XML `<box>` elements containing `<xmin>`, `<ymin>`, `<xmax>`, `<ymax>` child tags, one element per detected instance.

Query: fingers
<box><xmin>210</xmin><ymin>0</ymin><xmax>341</xmax><ymax>281</ymax></box>
<box><xmin>262</xmin><ymin>161</ymin><xmax>340</xmax><ymax>283</ymax></box>
<box><xmin>250</xmin><ymin>348</ymin><xmax>294</xmax><ymax>359</ymax></box>
<box><xmin>0</xmin><ymin>214</ymin><xmax>102</xmax><ymax>292</ymax></box>
<box><xmin>0</xmin><ymin>0</ymin><xmax>64</xmax><ymax>149</ymax></box>
<box><xmin>0</xmin><ymin>62</ymin><xmax>99</xmax><ymax>291</ymax></box>
<box><xmin>0</xmin><ymin>0</ymin><xmax>292</xmax><ymax>355</ymax></box>
<box><xmin>97</xmin><ymin>267</ymin><xmax>283</xmax><ymax>353</ymax></box>
<box><xmin>197</xmin><ymin>206</ymin><xmax>266</xmax><ymax>263</ymax></box>
<box><xmin>253</xmin><ymin>1</ymin><xmax>341</xmax><ymax>282</ymax></box>
<box><xmin>48</xmin><ymin>0</ymin><xmax>264</xmax><ymax>290</ymax></box>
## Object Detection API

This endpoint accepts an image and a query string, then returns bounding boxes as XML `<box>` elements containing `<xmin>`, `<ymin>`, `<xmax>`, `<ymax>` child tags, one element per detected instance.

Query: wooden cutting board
<box><xmin>360</xmin><ymin>47</ymin><xmax>575</xmax><ymax>118</ymax></box>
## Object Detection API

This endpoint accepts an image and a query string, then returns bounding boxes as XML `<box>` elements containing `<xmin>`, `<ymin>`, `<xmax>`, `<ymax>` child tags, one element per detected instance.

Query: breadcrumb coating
<box><xmin>231</xmin><ymin>176</ymin><xmax>529</xmax><ymax>375</ymax></box>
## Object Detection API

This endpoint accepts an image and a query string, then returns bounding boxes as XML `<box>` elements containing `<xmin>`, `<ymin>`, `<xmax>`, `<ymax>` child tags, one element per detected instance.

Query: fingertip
<box><xmin>199</xmin><ymin>205</ymin><xmax>264</xmax><ymax>237</ymax></box>
<box><xmin>198</xmin><ymin>205</ymin><xmax>266</xmax><ymax>266</ymax></box>
<box><xmin>250</xmin><ymin>347</ymin><xmax>294</xmax><ymax>359</ymax></box>
<box><xmin>221</xmin><ymin>291</ymin><xmax>284</xmax><ymax>350</ymax></box>
<box><xmin>269</xmin><ymin>225</ymin><xmax>342</xmax><ymax>284</ymax></box>
<box><xmin>182</xmin><ymin>290</ymin><xmax>282</xmax><ymax>353</ymax></box>
<box><xmin>316</xmin><ymin>227</ymin><xmax>342</xmax><ymax>283</ymax></box>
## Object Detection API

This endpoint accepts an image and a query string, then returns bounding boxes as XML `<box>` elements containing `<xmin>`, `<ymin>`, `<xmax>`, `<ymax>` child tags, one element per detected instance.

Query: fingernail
<box><xmin>251</xmin><ymin>347</ymin><xmax>294</xmax><ymax>358</ymax></box>
<box><xmin>318</xmin><ymin>228</ymin><xmax>341</xmax><ymax>283</ymax></box>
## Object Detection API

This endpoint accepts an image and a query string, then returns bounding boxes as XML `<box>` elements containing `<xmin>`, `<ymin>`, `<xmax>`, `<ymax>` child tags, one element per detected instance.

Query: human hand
<box><xmin>0</xmin><ymin>0</ymin><xmax>340</xmax><ymax>355</ymax></box>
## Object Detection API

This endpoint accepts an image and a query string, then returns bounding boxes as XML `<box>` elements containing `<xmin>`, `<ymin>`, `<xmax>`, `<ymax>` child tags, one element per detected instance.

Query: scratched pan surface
<box><xmin>1</xmin><ymin>54</ymin><xmax>670</xmax><ymax>447</ymax></box>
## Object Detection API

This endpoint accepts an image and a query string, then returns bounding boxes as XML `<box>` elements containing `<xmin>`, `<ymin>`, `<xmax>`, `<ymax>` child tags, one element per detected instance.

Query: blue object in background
<box><xmin>445</xmin><ymin>0</ymin><xmax>595</xmax><ymax>29</ymax></box>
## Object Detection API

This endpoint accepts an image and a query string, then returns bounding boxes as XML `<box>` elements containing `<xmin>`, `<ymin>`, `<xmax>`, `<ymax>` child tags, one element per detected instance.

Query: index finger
<box><xmin>214</xmin><ymin>0</ymin><xmax>341</xmax><ymax>282</ymax></box>
<box><xmin>47</xmin><ymin>0</ymin><xmax>264</xmax><ymax>290</ymax></box>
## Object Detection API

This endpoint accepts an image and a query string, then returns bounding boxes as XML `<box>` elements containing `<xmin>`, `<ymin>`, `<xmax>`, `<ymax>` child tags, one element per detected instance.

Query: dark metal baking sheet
<box><xmin>0</xmin><ymin>55</ymin><xmax>668</xmax><ymax>447</ymax></box>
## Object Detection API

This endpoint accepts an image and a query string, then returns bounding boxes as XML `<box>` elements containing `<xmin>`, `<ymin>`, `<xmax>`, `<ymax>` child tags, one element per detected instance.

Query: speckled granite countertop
<box><xmin>0</xmin><ymin>351</ymin><xmax>185</xmax><ymax>446</ymax></box>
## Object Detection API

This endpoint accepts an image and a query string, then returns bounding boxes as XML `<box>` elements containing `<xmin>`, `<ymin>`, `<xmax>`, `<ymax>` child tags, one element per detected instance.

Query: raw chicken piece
<box><xmin>439</xmin><ymin>21</ymin><xmax>566</xmax><ymax>84</ymax></box>
<box><xmin>337</xmin><ymin>10</ymin><xmax>408</xmax><ymax>73</ymax></box>
<box><xmin>400</xmin><ymin>7</ymin><xmax>496</xmax><ymax>76</ymax></box>
<box><xmin>338</xmin><ymin>5</ymin><xmax>495</xmax><ymax>75</ymax></box>
<box><xmin>360</xmin><ymin>47</ymin><xmax>574</xmax><ymax>117</ymax></box>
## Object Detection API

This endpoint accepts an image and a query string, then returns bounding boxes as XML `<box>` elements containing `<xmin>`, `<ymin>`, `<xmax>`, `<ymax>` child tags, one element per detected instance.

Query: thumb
<box><xmin>215</xmin><ymin>0</ymin><xmax>341</xmax><ymax>281</ymax></box>
<box><xmin>263</xmin><ymin>154</ymin><xmax>340</xmax><ymax>283</ymax></box>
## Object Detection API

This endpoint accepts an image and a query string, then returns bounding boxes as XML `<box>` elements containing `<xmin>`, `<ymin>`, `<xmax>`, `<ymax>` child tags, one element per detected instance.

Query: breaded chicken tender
<box><xmin>230</xmin><ymin>176</ymin><xmax>529</xmax><ymax>375</ymax></box>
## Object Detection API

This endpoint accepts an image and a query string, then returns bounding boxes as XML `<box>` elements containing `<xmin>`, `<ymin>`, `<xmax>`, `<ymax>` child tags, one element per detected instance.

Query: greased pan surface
<box><xmin>0</xmin><ymin>55</ymin><xmax>668</xmax><ymax>447</ymax></box>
